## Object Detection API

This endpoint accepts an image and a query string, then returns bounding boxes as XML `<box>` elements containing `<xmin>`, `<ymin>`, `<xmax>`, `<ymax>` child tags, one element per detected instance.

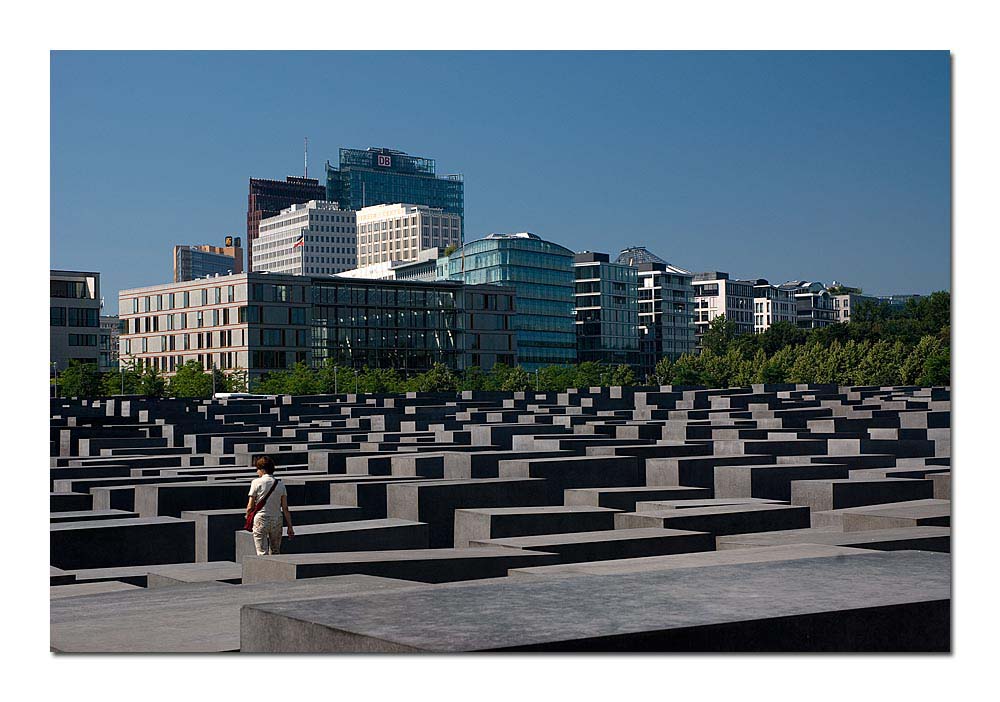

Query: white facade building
<box><xmin>692</xmin><ymin>272</ymin><xmax>756</xmax><ymax>348</ymax></box>
<box><xmin>753</xmin><ymin>280</ymin><xmax>798</xmax><ymax>332</ymax></box>
<box><xmin>356</xmin><ymin>203</ymin><xmax>461</xmax><ymax>268</ymax></box>
<box><xmin>252</xmin><ymin>200</ymin><xmax>357</xmax><ymax>276</ymax></box>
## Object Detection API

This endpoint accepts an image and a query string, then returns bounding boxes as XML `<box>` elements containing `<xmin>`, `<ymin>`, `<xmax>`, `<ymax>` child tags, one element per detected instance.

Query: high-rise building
<box><xmin>247</xmin><ymin>176</ymin><xmax>326</xmax><ymax>271</ymax></box>
<box><xmin>616</xmin><ymin>248</ymin><xmax>694</xmax><ymax>369</ymax></box>
<box><xmin>326</xmin><ymin>147</ymin><xmax>464</xmax><ymax>222</ymax></box>
<box><xmin>573</xmin><ymin>252</ymin><xmax>639</xmax><ymax>367</ymax></box>
<box><xmin>779</xmin><ymin>281</ymin><xmax>836</xmax><ymax>329</ymax></box>
<box><xmin>50</xmin><ymin>270</ymin><xmax>102</xmax><ymax>372</ymax></box>
<box><xmin>117</xmin><ymin>273</ymin><xmax>516</xmax><ymax>381</ymax></box>
<box><xmin>356</xmin><ymin>203</ymin><xmax>462</xmax><ymax>268</ymax></box>
<box><xmin>252</xmin><ymin>201</ymin><xmax>357</xmax><ymax>276</ymax></box>
<box><xmin>446</xmin><ymin>233</ymin><xmax>576</xmax><ymax>370</ymax></box>
<box><xmin>753</xmin><ymin>279</ymin><xmax>798</xmax><ymax>332</ymax></box>
<box><xmin>693</xmin><ymin>272</ymin><xmax>756</xmax><ymax>349</ymax></box>
<box><xmin>173</xmin><ymin>238</ymin><xmax>244</xmax><ymax>282</ymax></box>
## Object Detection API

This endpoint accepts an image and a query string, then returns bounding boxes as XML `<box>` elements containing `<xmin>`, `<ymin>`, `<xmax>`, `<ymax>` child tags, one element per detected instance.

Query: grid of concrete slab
<box><xmin>49</xmin><ymin>384</ymin><xmax>951</xmax><ymax>652</ymax></box>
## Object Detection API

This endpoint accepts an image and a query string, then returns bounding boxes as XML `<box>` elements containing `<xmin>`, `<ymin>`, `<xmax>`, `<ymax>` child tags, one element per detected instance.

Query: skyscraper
<box><xmin>326</xmin><ymin>147</ymin><xmax>464</xmax><ymax>222</ymax></box>
<box><xmin>247</xmin><ymin>176</ymin><xmax>326</xmax><ymax>271</ymax></box>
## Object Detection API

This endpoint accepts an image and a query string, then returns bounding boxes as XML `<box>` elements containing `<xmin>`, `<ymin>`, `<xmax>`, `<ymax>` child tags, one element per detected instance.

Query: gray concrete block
<box><xmin>50</xmin><ymin>517</ymin><xmax>196</xmax><ymax>570</ymax></box>
<box><xmin>51</xmin><ymin>581</ymin><xmax>143</xmax><ymax>599</ymax></box>
<box><xmin>50</xmin><ymin>575</ymin><xmax>421</xmax><ymax>652</ymax></box>
<box><xmin>239</xmin><ymin>550</ymin><xmax>950</xmax><ymax>652</ymax></box>
<box><xmin>563</xmin><ymin>486</ymin><xmax>712</xmax><ymax>511</ymax></box>
<box><xmin>241</xmin><ymin>547</ymin><xmax>561</xmax><ymax>585</ymax></box>
<box><xmin>498</xmin><ymin>455</ymin><xmax>641</xmax><ymax>504</ymax></box>
<box><xmin>386</xmin><ymin>478</ymin><xmax>549</xmax><ymax>548</ymax></box>
<box><xmin>714</xmin><ymin>463</ymin><xmax>852</xmax><ymax>501</ymax></box>
<box><xmin>470</xmin><ymin>528</ymin><xmax>714</xmax><ymax>563</ymax></box>
<box><xmin>233</xmin><ymin>518</ymin><xmax>429</xmax><ymax>562</ymax></box>
<box><xmin>146</xmin><ymin>562</ymin><xmax>243</xmax><ymax>588</ymax></box>
<box><xmin>615</xmin><ymin>503</ymin><xmax>811</xmax><ymax>535</ymax></box>
<box><xmin>717</xmin><ymin>526</ymin><xmax>951</xmax><ymax>553</ymax></box>
<box><xmin>182</xmin><ymin>504</ymin><xmax>365</xmax><ymax>562</ymax></box>
<box><xmin>507</xmin><ymin>543</ymin><xmax>873</xmax><ymax>579</ymax></box>
<box><xmin>810</xmin><ymin>500</ymin><xmax>950</xmax><ymax>531</ymax></box>
<box><xmin>790</xmin><ymin>478</ymin><xmax>935</xmax><ymax>512</ymax></box>
<box><xmin>453</xmin><ymin>506</ymin><xmax>619</xmax><ymax>548</ymax></box>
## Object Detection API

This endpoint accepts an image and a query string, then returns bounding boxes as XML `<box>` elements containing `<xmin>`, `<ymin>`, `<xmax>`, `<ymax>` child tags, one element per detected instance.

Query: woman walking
<box><xmin>246</xmin><ymin>455</ymin><xmax>294</xmax><ymax>555</ymax></box>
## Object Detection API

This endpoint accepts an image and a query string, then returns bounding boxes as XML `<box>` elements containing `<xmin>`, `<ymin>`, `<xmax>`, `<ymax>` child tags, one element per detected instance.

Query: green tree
<box><xmin>855</xmin><ymin>340</ymin><xmax>902</xmax><ymax>386</ymax></box>
<box><xmin>284</xmin><ymin>362</ymin><xmax>320</xmax><ymax>395</ymax></box>
<box><xmin>358</xmin><ymin>367</ymin><xmax>404</xmax><ymax>393</ymax></box>
<box><xmin>253</xmin><ymin>369</ymin><xmax>289</xmax><ymax>395</ymax></box>
<box><xmin>226</xmin><ymin>368</ymin><xmax>249</xmax><ymax>393</ymax></box>
<box><xmin>900</xmin><ymin>337</ymin><xmax>941</xmax><ymax>385</ymax></box>
<box><xmin>458</xmin><ymin>366</ymin><xmax>487</xmax><ymax>391</ymax></box>
<box><xmin>101</xmin><ymin>360</ymin><xmax>142</xmax><ymax>396</ymax></box>
<box><xmin>652</xmin><ymin>357</ymin><xmax>674</xmax><ymax>386</ymax></box>
<box><xmin>443</xmin><ymin>243</ymin><xmax>459</xmax><ymax>256</ymax></box>
<box><xmin>407</xmin><ymin>363</ymin><xmax>459</xmax><ymax>392</ymax></box>
<box><xmin>917</xmin><ymin>346</ymin><xmax>950</xmax><ymax>386</ymax></box>
<box><xmin>138</xmin><ymin>365</ymin><xmax>166</xmax><ymax>397</ymax></box>
<box><xmin>168</xmin><ymin>360</ymin><xmax>213</xmax><ymax>398</ymax></box>
<box><xmin>317</xmin><ymin>359</ymin><xmax>354</xmax><ymax>394</ymax></box>
<box><xmin>701</xmin><ymin>315</ymin><xmax>740</xmax><ymax>356</ymax></box>
<box><xmin>669</xmin><ymin>353</ymin><xmax>704</xmax><ymax>386</ymax></box>
<box><xmin>57</xmin><ymin>360</ymin><xmax>102</xmax><ymax>398</ymax></box>
<box><xmin>600</xmin><ymin>364</ymin><xmax>637</xmax><ymax>388</ymax></box>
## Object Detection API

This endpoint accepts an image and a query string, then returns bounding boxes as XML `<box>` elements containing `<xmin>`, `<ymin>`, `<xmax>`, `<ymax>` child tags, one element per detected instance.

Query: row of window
<box><xmin>51</xmin><ymin>307</ymin><xmax>100</xmax><ymax>327</ymax></box>
<box><xmin>130</xmin><ymin>286</ymin><xmax>237</xmax><ymax>314</ymax></box>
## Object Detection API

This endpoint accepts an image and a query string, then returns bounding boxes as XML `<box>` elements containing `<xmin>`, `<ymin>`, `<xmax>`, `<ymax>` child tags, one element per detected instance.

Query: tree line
<box><xmin>52</xmin><ymin>291</ymin><xmax>950</xmax><ymax>398</ymax></box>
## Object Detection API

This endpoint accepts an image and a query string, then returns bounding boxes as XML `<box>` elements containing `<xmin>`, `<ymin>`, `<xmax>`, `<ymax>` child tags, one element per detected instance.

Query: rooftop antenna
<box><xmin>304</xmin><ymin>137</ymin><xmax>309</xmax><ymax>178</ymax></box>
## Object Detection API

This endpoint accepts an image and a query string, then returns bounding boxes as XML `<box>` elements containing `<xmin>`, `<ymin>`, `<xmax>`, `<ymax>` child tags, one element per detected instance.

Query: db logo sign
<box><xmin>377</xmin><ymin>155</ymin><xmax>392</xmax><ymax>168</ymax></box>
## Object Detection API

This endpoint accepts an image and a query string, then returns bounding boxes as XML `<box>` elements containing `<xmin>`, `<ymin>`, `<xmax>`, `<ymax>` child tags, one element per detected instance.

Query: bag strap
<box><xmin>251</xmin><ymin>478</ymin><xmax>280</xmax><ymax>513</ymax></box>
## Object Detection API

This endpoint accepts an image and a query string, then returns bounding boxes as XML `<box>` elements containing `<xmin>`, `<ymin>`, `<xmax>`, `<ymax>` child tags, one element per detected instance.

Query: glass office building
<box><xmin>326</xmin><ymin>147</ymin><xmax>464</xmax><ymax>222</ymax></box>
<box><xmin>446</xmin><ymin>233</ymin><xmax>576</xmax><ymax>370</ymax></box>
<box><xmin>574</xmin><ymin>252</ymin><xmax>639</xmax><ymax>367</ymax></box>
<box><xmin>310</xmin><ymin>277</ymin><xmax>515</xmax><ymax>372</ymax></box>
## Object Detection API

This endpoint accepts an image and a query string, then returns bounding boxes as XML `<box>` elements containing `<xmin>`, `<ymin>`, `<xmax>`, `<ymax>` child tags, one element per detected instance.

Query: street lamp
<box><xmin>334</xmin><ymin>365</ymin><xmax>338</xmax><ymax>395</ymax></box>
<box><xmin>535</xmin><ymin>368</ymin><xmax>539</xmax><ymax>392</ymax></box>
<box><xmin>120</xmin><ymin>367</ymin><xmax>125</xmax><ymax>395</ymax></box>
<box><xmin>51</xmin><ymin>362</ymin><xmax>57</xmax><ymax>398</ymax></box>
<box><xmin>354</xmin><ymin>368</ymin><xmax>359</xmax><ymax>394</ymax></box>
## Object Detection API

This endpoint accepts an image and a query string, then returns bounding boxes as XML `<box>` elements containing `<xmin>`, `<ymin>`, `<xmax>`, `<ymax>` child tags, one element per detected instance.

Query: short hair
<box><xmin>254</xmin><ymin>455</ymin><xmax>276</xmax><ymax>474</ymax></box>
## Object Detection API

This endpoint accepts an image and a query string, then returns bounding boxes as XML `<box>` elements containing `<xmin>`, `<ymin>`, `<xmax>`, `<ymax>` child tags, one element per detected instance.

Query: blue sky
<box><xmin>51</xmin><ymin>51</ymin><xmax>950</xmax><ymax>305</ymax></box>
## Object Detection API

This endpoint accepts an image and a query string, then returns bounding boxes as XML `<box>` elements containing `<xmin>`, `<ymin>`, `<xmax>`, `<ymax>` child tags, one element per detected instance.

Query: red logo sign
<box><xmin>377</xmin><ymin>154</ymin><xmax>392</xmax><ymax>168</ymax></box>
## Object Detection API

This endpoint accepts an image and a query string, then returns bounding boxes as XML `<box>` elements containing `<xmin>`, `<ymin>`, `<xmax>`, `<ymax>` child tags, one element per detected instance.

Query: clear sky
<box><xmin>51</xmin><ymin>51</ymin><xmax>950</xmax><ymax>307</ymax></box>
